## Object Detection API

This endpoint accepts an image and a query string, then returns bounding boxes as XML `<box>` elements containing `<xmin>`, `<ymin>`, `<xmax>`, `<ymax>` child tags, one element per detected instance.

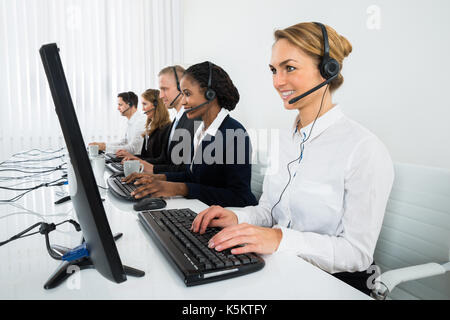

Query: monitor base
<box><xmin>43</xmin><ymin>233</ymin><xmax>145</xmax><ymax>289</ymax></box>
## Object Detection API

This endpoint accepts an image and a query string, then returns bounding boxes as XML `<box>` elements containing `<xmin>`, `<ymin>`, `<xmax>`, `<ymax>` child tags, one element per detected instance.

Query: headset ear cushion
<box><xmin>321</xmin><ymin>58</ymin><xmax>340</xmax><ymax>79</ymax></box>
<box><xmin>205</xmin><ymin>89</ymin><xmax>216</xmax><ymax>101</ymax></box>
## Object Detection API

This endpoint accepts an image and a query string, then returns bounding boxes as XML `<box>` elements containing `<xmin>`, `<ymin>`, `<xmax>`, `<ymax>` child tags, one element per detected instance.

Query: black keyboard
<box><xmin>107</xmin><ymin>174</ymin><xmax>138</xmax><ymax>201</ymax></box>
<box><xmin>106</xmin><ymin>162</ymin><xmax>124</xmax><ymax>174</ymax></box>
<box><xmin>138</xmin><ymin>208</ymin><xmax>265</xmax><ymax>286</ymax></box>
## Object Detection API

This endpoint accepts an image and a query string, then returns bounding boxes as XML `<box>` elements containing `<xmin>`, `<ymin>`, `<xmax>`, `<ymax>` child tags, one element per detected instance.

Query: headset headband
<box><xmin>205</xmin><ymin>62</ymin><xmax>216</xmax><ymax>101</ymax></box>
<box><xmin>208</xmin><ymin>62</ymin><xmax>212</xmax><ymax>88</ymax></box>
<box><xmin>172</xmin><ymin>66</ymin><xmax>181</xmax><ymax>92</ymax></box>
<box><xmin>125</xmin><ymin>91</ymin><xmax>134</xmax><ymax>106</ymax></box>
<box><xmin>314</xmin><ymin>22</ymin><xmax>330</xmax><ymax>61</ymax></box>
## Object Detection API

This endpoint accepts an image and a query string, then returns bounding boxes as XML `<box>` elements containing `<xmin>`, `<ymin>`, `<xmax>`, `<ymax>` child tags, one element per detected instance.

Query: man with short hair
<box><xmin>89</xmin><ymin>91</ymin><xmax>146</xmax><ymax>155</ymax></box>
<box><xmin>143</xmin><ymin>66</ymin><xmax>198</xmax><ymax>173</ymax></box>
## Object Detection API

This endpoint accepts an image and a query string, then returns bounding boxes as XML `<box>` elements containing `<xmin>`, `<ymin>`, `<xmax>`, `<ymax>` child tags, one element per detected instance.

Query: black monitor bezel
<box><xmin>39</xmin><ymin>43</ymin><xmax>127</xmax><ymax>284</ymax></box>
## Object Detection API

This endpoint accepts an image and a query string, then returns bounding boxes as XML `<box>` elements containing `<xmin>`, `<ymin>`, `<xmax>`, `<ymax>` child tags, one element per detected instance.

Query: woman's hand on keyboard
<box><xmin>131</xmin><ymin>180</ymin><xmax>188</xmax><ymax>199</ymax></box>
<box><xmin>208</xmin><ymin>224</ymin><xmax>282</xmax><ymax>255</ymax></box>
<box><xmin>122</xmin><ymin>172</ymin><xmax>166</xmax><ymax>184</ymax></box>
<box><xmin>116</xmin><ymin>149</ymin><xmax>134</xmax><ymax>159</ymax></box>
<box><xmin>191</xmin><ymin>206</ymin><xmax>238</xmax><ymax>234</ymax></box>
<box><xmin>122</xmin><ymin>172</ymin><xmax>152</xmax><ymax>184</ymax></box>
<box><xmin>121</xmin><ymin>155</ymin><xmax>139</xmax><ymax>162</ymax></box>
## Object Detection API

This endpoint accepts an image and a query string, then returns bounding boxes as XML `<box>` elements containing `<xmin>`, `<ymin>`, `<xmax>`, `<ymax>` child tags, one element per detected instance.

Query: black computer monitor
<box><xmin>39</xmin><ymin>43</ymin><xmax>144</xmax><ymax>289</ymax></box>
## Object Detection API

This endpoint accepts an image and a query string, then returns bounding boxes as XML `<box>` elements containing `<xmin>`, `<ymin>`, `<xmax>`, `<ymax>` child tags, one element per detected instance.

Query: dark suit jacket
<box><xmin>152</xmin><ymin>112</ymin><xmax>199</xmax><ymax>173</ymax></box>
<box><xmin>164</xmin><ymin>115</ymin><xmax>258</xmax><ymax>208</ymax></box>
<box><xmin>140</xmin><ymin>123</ymin><xmax>171</xmax><ymax>163</ymax></box>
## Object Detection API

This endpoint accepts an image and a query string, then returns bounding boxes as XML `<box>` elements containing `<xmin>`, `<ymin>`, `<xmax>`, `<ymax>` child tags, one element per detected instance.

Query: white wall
<box><xmin>183</xmin><ymin>0</ymin><xmax>450</xmax><ymax>169</ymax></box>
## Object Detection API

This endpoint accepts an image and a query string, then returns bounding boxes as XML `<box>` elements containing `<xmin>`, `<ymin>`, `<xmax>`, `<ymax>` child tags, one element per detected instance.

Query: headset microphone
<box><xmin>121</xmin><ymin>105</ymin><xmax>132</xmax><ymax>115</ymax></box>
<box><xmin>121</xmin><ymin>91</ymin><xmax>134</xmax><ymax>115</ymax></box>
<box><xmin>185</xmin><ymin>61</ymin><xmax>216</xmax><ymax>114</ymax></box>
<box><xmin>185</xmin><ymin>100</ymin><xmax>210</xmax><ymax>114</ymax></box>
<box><xmin>169</xmin><ymin>66</ymin><xmax>182</xmax><ymax>107</ymax></box>
<box><xmin>288</xmin><ymin>73</ymin><xmax>337</xmax><ymax>104</ymax></box>
<box><xmin>169</xmin><ymin>92</ymin><xmax>182</xmax><ymax>107</ymax></box>
<box><xmin>144</xmin><ymin>107</ymin><xmax>156</xmax><ymax>115</ymax></box>
<box><xmin>121</xmin><ymin>106</ymin><xmax>131</xmax><ymax>115</ymax></box>
<box><xmin>288</xmin><ymin>22</ymin><xmax>340</xmax><ymax>105</ymax></box>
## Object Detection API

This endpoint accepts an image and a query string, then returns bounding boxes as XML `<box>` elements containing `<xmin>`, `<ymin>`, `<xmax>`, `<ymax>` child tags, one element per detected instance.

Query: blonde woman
<box><xmin>191</xmin><ymin>22</ymin><xmax>394</xmax><ymax>295</ymax></box>
<box><xmin>119</xmin><ymin>89</ymin><xmax>171</xmax><ymax>171</ymax></box>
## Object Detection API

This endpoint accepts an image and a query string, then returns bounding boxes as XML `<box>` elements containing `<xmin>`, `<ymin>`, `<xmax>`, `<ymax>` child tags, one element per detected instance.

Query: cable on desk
<box><xmin>0</xmin><ymin>177</ymin><xmax>67</xmax><ymax>203</ymax></box>
<box><xmin>0</xmin><ymin>154</ymin><xmax>66</xmax><ymax>166</ymax></box>
<box><xmin>0</xmin><ymin>166</ymin><xmax>66</xmax><ymax>182</ymax></box>
<box><xmin>0</xmin><ymin>203</ymin><xmax>75</xmax><ymax>238</ymax></box>
<box><xmin>0</xmin><ymin>163</ymin><xmax>65</xmax><ymax>171</ymax></box>
<box><xmin>0</xmin><ymin>208</ymin><xmax>73</xmax><ymax>222</ymax></box>
<box><xmin>0</xmin><ymin>147</ymin><xmax>65</xmax><ymax>169</ymax></box>
<box><xmin>0</xmin><ymin>164</ymin><xmax>66</xmax><ymax>175</ymax></box>
<box><xmin>8</xmin><ymin>147</ymin><xmax>65</xmax><ymax>158</ymax></box>
<box><xmin>0</xmin><ymin>218</ymin><xmax>81</xmax><ymax>261</ymax></box>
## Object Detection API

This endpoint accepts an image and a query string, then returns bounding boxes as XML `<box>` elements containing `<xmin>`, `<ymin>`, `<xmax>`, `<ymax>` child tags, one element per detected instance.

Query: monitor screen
<box><xmin>39</xmin><ymin>43</ymin><xmax>127</xmax><ymax>285</ymax></box>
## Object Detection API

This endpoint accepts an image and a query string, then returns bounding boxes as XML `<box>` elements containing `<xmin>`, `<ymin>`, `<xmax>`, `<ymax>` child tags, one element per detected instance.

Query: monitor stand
<box><xmin>43</xmin><ymin>233</ymin><xmax>145</xmax><ymax>289</ymax></box>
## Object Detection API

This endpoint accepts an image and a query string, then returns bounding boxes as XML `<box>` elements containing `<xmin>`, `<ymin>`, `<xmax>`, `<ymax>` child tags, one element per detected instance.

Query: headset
<box><xmin>288</xmin><ymin>22</ymin><xmax>340</xmax><ymax>105</ymax></box>
<box><xmin>169</xmin><ymin>66</ymin><xmax>183</xmax><ymax>107</ymax></box>
<box><xmin>204</xmin><ymin>61</ymin><xmax>217</xmax><ymax>101</ymax></box>
<box><xmin>270</xmin><ymin>22</ymin><xmax>336</xmax><ymax>226</ymax></box>
<box><xmin>144</xmin><ymin>96</ymin><xmax>159</xmax><ymax>115</ymax></box>
<box><xmin>120</xmin><ymin>91</ymin><xmax>135</xmax><ymax>115</ymax></box>
<box><xmin>185</xmin><ymin>61</ymin><xmax>216</xmax><ymax>113</ymax></box>
<box><xmin>125</xmin><ymin>91</ymin><xmax>134</xmax><ymax>106</ymax></box>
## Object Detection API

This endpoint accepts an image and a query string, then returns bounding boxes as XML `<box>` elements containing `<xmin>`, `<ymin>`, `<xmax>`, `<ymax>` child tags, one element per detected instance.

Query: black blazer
<box><xmin>164</xmin><ymin>115</ymin><xmax>257</xmax><ymax>208</ymax></box>
<box><xmin>152</xmin><ymin>112</ymin><xmax>199</xmax><ymax>173</ymax></box>
<box><xmin>140</xmin><ymin>123</ymin><xmax>171</xmax><ymax>164</ymax></box>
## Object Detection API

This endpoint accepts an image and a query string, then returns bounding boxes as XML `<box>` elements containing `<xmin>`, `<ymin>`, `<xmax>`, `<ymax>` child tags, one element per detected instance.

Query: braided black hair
<box><xmin>184</xmin><ymin>61</ymin><xmax>240</xmax><ymax>111</ymax></box>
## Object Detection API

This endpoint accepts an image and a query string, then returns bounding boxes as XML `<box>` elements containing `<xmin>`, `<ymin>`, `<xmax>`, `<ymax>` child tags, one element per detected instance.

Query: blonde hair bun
<box><xmin>274</xmin><ymin>22</ymin><xmax>352</xmax><ymax>92</ymax></box>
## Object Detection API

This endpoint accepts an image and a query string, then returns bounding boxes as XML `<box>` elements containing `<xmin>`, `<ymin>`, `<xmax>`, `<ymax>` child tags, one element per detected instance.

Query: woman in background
<box><xmin>118</xmin><ymin>89</ymin><xmax>171</xmax><ymax>169</ymax></box>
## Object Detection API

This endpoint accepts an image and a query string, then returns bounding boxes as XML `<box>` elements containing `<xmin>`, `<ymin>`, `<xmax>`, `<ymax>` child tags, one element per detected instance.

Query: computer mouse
<box><xmin>133</xmin><ymin>197</ymin><xmax>167</xmax><ymax>211</ymax></box>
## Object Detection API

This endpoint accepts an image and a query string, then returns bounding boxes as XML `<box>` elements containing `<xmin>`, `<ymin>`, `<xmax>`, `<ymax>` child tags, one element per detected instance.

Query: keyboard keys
<box><xmin>139</xmin><ymin>209</ymin><xmax>265</xmax><ymax>286</ymax></box>
<box><xmin>229</xmin><ymin>256</ymin><xmax>241</xmax><ymax>266</ymax></box>
<box><xmin>110</xmin><ymin>176</ymin><xmax>138</xmax><ymax>197</ymax></box>
<box><xmin>246</xmin><ymin>253</ymin><xmax>260</xmax><ymax>263</ymax></box>
<box><xmin>156</xmin><ymin>208</ymin><xmax>260</xmax><ymax>272</ymax></box>
<box><xmin>223</xmin><ymin>259</ymin><xmax>234</xmax><ymax>267</ymax></box>
<box><xmin>236</xmin><ymin>254</ymin><xmax>250</xmax><ymax>265</ymax></box>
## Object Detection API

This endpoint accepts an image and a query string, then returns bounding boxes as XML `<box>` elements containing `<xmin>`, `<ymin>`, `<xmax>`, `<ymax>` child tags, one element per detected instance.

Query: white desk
<box><xmin>0</xmin><ymin>170</ymin><xmax>371</xmax><ymax>300</ymax></box>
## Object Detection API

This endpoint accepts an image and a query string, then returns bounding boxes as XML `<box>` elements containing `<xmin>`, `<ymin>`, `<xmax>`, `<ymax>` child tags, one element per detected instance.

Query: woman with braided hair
<box><xmin>123</xmin><ymin>61</ymin><xmax>258</xmax><ymax>208</ymax></box>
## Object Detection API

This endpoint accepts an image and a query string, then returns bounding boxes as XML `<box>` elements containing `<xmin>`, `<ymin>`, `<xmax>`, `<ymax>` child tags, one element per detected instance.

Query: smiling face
<box><xmin>141</xmin><ymin>97</ymin><xmax>155</xmax><ymax>120</ymax></box>
<box><xmin>270</xmin><ymin>38</ymin><xmax>325</xmax><ymax>111</ymax></box>
<box><xmin>179</xmin><ymin>75</ymin><xmax>208</xmax><ymax>120</ymax></box>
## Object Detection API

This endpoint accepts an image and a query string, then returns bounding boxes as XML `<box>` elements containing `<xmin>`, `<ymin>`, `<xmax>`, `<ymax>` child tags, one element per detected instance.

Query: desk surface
<box><xmin>0</xmin><ymin>170</ymin><xmax>371</xmax><ymax>300</ymax></box>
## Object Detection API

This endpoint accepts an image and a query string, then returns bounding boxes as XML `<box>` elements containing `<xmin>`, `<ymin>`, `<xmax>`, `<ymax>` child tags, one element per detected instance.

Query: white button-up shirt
<box><xmin>192</xmin><ymin>108</ymin><xmax>229</xmax><ymax>158</ymax></box>
<box><xmin>232</xmin><ymin>105</ymin><xmax>394</xmax><ymax>274</ymax></box>
<box><xmin>106</xmin><ymin>110</ymin><xmax>146</xmax><ymax>155</ymax></box>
